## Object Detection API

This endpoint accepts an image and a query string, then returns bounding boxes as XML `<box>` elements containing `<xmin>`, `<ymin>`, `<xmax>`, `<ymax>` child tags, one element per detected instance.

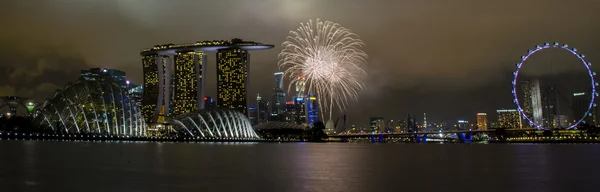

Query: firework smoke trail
<box><xmin>279</xmin><ymin>19</ymin><xmax>368</xmax><ymax>121</ymax></box>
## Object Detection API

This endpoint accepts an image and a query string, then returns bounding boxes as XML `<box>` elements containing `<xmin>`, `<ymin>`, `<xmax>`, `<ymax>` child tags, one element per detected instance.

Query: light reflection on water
<box><xmin>0</xmin><ymin>141</ymin><xmax>599</xmax><ymax>192</ymax></box>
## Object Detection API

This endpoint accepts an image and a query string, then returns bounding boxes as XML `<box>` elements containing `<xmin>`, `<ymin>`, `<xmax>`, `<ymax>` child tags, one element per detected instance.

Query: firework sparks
<box><xmin>279</xmin><ymin>19</ymin><xmax>368</xmax><ymax>120</ymax></box>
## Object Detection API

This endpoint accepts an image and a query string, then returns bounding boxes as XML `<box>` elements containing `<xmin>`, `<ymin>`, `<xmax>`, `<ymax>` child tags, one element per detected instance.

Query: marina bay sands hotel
<box><xmin>140</xmin><ymin>38</ymin><xmax>274</xmax><ymax>124</ymax></box>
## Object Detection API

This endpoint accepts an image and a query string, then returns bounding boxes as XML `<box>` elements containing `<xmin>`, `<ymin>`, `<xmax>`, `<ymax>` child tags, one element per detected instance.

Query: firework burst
<box><xmin>279</xmin><ymin>19</ymin><xmax>368</xmax><ymax>120</ymax></box>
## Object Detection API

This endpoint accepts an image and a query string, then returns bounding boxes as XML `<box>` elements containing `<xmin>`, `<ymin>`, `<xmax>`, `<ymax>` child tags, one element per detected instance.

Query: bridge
<box><xmin>328</xmin><ymin>128</ymin><xmax>537</xmax><ymax>143</ymax></box>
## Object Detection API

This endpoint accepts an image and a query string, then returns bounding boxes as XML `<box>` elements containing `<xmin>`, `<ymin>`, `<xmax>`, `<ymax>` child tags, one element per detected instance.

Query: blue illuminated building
<box><xmin>306</xmin><ymin>94</ymin><xmax>319</xmax><ymax>126</ymax></box>
<box><xmin>249</xmin><ymin>104</ymin><xmax>258</xmax><ymax>125</ymax></box>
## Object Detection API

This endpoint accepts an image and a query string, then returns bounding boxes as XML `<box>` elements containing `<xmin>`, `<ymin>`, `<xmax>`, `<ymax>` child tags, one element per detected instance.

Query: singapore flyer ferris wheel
<box><xmin>512</xmin><ymin>42</ymin><xmax>597</xmax><ymax>130</ymax></box>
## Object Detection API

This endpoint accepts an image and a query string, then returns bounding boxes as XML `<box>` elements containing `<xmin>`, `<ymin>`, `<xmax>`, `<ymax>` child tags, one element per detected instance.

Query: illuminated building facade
<box><xmin>423</xmin><ymin>113</ymin><xmax>427</xmax><ymax>128</ymax></box>
<box><xmin>256</xmin><ymin>94</ymin><xmax>269</xmax><ymax>124</ymax></box>
<box><xmin>140</xmin><ymin>38</ymin><xmax>273</xmax><ymax>124</ymax></box>
<box><xmin>496</xmin><ymin>109</ymin><xmax>522</xmax><ymax>128</ymax></box>
<box><xmin>369</xmin><ymin>117</ymin><xmax>385</xmax><ymax>133</ymax></box>
<box><xmin>529</xmin><ymin>78</ymin><xmax>544</xmax><ymax>127</ymax></box>
<box><xmin>249</xmin><ymin>104</ymin><xmax>258</xmax><ymax>125</ymax></box>
<box><xmin>306</xmin><ymin>94</ymin><xmax>319</xmax><ymax>125</ymax></box>
<box><xmin>217</xmin><ymin>48</ymin><xmax>249</xmax><ymax>116</ymax></box>
<box><xmin>172</xmin><ymin>51</ymin><xmax>206</xmax><ymax>115</ymax></box>
<box><xmin>287</xmin><ymin>97</ymin><xmax>306</xmax><ymax>125</ymax></box>
<box><xmin>476</xmin><ymin>113</ymin><xmax>488</xmax><ymax>130</ymax></box>
<box><xmin>271</xmin><ymin>72</ymin><xmax>287</xmax><ymax>121</ymax></box>
<box><xmin>521</xmin><ymin>81</ymin><xmax>533</xmax><ymax>127</ymax></box>
<box><xmin>140</xmin><ymin>54</ymin><xmax>172</xmax><ymax>124</ymax></box>
<box><xmin>274</xmin><ymin>72</ymin><xmax>284</xmax><ymax>90</ymax></box>
<box><xmin>141</xmin><ymin>55</ymin><xmax>160</xmax><ymax>123</ymax></box>
<box><xmin>295</xmin><ymin>76</ymin><xmax>306</xmax><ymax>98</ymax></box>
<box><xmin>271</xmin><ymin>89</ymin><xmax>286</xmax><ymax>120</ymax></box>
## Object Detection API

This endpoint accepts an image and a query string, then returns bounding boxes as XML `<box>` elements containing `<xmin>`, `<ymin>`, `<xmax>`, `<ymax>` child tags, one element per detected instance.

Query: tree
<box><xmin>3</xmin><ymin>116</ymin><xmax>36</xmax><ymax>133</ymax></box>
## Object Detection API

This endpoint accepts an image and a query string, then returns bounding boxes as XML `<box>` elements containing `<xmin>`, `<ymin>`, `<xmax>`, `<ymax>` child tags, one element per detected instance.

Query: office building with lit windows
<box><xmin>172</xmin><ymin>51</ymin><xmax>206</xmax><ymax>116</ymax></box>
<box><xmin>476</xmin><ymin>113</ymin><xmax>488</xmax><ymax>130</ymax></box>
<box><xmin>520</xmin><ymin>81</ymin><xmax>533</xmax><ymax>127</ymax></box>
<box><xmin>256</xmin><ymin>94</ymin><xmax>269</xmax><ymax>124</ymax></box>
<box><xmin>141</xmin><ymin>55</ymin><xmax>171</xmax><ymax>124</ymax></box>
<box><xmin>274</xmin><ymin>72</ymin><xmax>284</xmax><ymax>90</ymax></box>
<box><xmin>286</xmin><ymin>97</ymin><xmax>307</xmax><ymax>125</ymax></box>
<box><xmin>141</xmin><ymin>55</ymin><xmax>161</xmax><ymax>124</ymax></box>
<box><xmin>306</xmin><ymin>94</ymin><xmax>319</xmax><ymax>125</ymax></box>
<box><xmin>370</xmin><ymin>117</ymin><xmax>385</xmax><ymax>133</ymax></box>
<box><xmin>217</xmin><ymin>48</ymin><xmax>249</xmax><ymax>115</ymax></box>
<box><xmin>295</xmin><ymin>76</ymin><xmax>306</xmax><ymax>97</ymax></box>
<box><xmin>271</xmin><ymin>88</ymin><xmax>286</xmax><ymax>120</ymax></box>
<box><xmin>270</xmin><ymin>72</ymin><xmax>287</xmax><ymax>121</ymax></box>
<box><xmin>140</xmin><ymin>38</ymin><xmax>273</xmax><ymax>124</ymax></box>
<box><xmin>496</xmin><ymin>109</ymin><xmax>522</xmax><ymax>128</ymax></box>
<box><xmin>249</xmin><ymin>104</ymin><xmax>258</xmax><ymax>125</ymax></box>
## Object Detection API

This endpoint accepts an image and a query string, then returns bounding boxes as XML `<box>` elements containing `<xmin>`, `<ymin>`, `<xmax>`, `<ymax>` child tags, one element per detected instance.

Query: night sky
<box><xmin>1</xmin><ymin>0</ymin><xmax>599</xmax><ymax>127</ymax></box>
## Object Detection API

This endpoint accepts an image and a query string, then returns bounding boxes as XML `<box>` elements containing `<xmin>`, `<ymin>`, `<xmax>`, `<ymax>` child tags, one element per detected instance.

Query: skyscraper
<box><xmin>295</xmin><ymin>76</ymin><xmax>306</xmax><ymax>98</ymax></box>
<box><xmin>257</xmin><ymin>94</ymin><xmax>268</xmax><ymax>124</ymax></box>
<box><xmin>476</xmin><ymin>113</ymin><xmax>488</xmax><ymax>130</ymax></box>
<box><xmin>217</xmin><ymin>48</ymin><xmax>249</xmax><ymax>116</ymax></box>
<box><xmin>496</xmin><ymin>109</ymin><xmax>522</xmax><ymax>128</ymax></box>
<box><xmin>141</xmin><ymin>38</ymin><xmax>273</xmax><ymax>124</ymax></box>
<box><xmin>306</xmin><ymin>94</ymin><xmax>319</xmax><ymax>125</ymax></box>
<box><xmin>249</xmin><ymin>104</ymin><xmax>258</xmax><ymax>125</ymax></box>
<box><xmin>271</xmin><ymin>89</ymin><xmax>286</xmax><ymax>120</ymax></box>
<box><xmin>542</xmin><ymin>86</ymin><xmax>560</xmax><ymax>128</ymax></box>
<box><xmin>521</xmin><ymin>81</ymin><xmax>533</xmax><ymax>126</ymax></box>
<box><xmin>407</xmin><ymin>114</ymin><xmax>416</xmax><ymax>132</ymax></box>
<box><xmin>423</xmin><ymin>113</ymin><xmax>427</xmax><ymax>128</ymax></box>
<box><xmin>141</xmin><ymin>55</ymin><xmax>171</xmax><ymax>124</ymax></box>
<box><xmin>270</xmin><ymin>72</ymin><xmax>287</xmax><ymax>121</ymax></box>
<box><xmin>286</xmin><ymin>96</ymin><xmax>307</xmax><ymax>125</ymax></box>
<box><xmin>529</xmin><ymin>78</ymin><xmax>544</xmax><ymax>127</ymax></box>
<box><xmin>274</xmin><ymin>72</ymin><xmax>284</xmax><ymax>90</ymax></box>
<box><xmin>172</xmin><ymin>51</ymin><xmax>206</xmax><ymax>116</ymax></box>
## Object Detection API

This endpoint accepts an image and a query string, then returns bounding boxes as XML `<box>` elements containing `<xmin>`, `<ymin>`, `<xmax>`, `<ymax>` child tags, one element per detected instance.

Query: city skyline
<box><xmin>2</xmin><ymin>0</ymin><xmax>600</xmax><ymax>127</ymax></box>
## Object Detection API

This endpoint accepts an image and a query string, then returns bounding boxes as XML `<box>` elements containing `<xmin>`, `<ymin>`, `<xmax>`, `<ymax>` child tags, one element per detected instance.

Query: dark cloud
<box><xmin>0</xmin><ymin>41</ymin><xmax>86</xmax><ymax>101</ymax></box>
<box><xmin>2</xmin><ymin>0</ymin><xmax>600</xmax><ymax>126</ymax></box>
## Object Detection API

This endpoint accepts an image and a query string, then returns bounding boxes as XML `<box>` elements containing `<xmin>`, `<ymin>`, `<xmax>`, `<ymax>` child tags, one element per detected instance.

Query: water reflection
<box><xmin>0</xmin><ymin>142</ymin><xmax>598</xmax><ymax>192</ymax></box>
<box><xmin>22</xmin><ymin>141</ymin><xmax>38</xmax><ymax>187</ymax></box>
